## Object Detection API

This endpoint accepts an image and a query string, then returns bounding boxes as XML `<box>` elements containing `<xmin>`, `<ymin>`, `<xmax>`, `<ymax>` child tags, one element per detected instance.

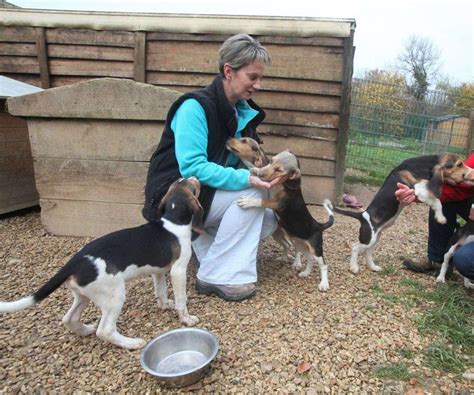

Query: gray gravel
<box><xmin>0</xmin><ymin>193</ymin><xmax>473</xmax><ymax>393</ymax></box>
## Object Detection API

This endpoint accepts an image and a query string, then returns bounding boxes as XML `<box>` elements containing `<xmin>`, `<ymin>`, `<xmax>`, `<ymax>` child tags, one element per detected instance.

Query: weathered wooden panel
<box><xmin>34</xmin><ymin>158</ymin><xmax>147</xmax><ymax>203</ymax></box>
<box><xmin>27</xmin><ymin>119</ymin><xmax>164</xmax><ymax>161</ymax></box>
<box><xmin>254</xmin><ymin>91</ymin><xmax>340</xmax><ymax>113</ymax></box>
<box><xmin>0</xmin><ymin>26</ymin><xmax>36</xmax><ymax>43</ymax></box>
<box><xmin>264</xmin><ymin>109</ymin><xmax>339</xmax><ymax>129</ymax></box>
<box><xmin>146</xmin><ymin>41</ymin><xmax>343</xmax><ymax>81</ymax></box>
<box><xmin>263</xmin><ymin>135</ymin><xmax>337</xmax><ymax>161</ymax></box>
<box><xmin>0</xmin><ymin>126</ymin><xmax>29</xmax><ymax>142</ymax></box>
<box><xmin>48</xmin><ymin>44</ymin><xmax>134</xmax><ymax>61</ymax></box>
<box><xmin>0</xmin><ymin>182</ymin><xmax>38</xmax><ymax>215</ymax></box>
<box><xmin>45</xmin><ymin>28</ymin><xmax>135</xmax><ymax>47</ymax></box>
<box><xmin>301</xmin><ymin>176</ymin><xmax>336</xmax><ymax>204</ymax></box>
<box><xmin>0</xmin><ymin>55</ymin><xmax>39</xmax><ymax>73</ymax></box>
<box><xmin>0</xmin><ymin>42</ymin><xmax>36</xmax><ymax>56</ymax></box>
<box><xmin>147</xmin><ymin>71</ymin><xmax>342</xmax><ymax>96</ymax></box>
<box><xmin>0</xmin><ymin>141</ymin><xmax>32</xmax><ymax>157</ymax></box>
<box><xmin>40</xmin><ymin>199</ymin><xmax>145</xmax><ymax>237</ymax></box>
<box><xmin>49</xmin><ymin>59</ymin><xmax>134</xmax><ymax>77</ymax></box>
<box><xmin>0</xmin><ymin>73</ymin><xmax>41</xmax><ymax>87</ymax></box>
<box><xmin>258</xmin><ymin>124</ymin><xmax>337</xmax><ymax>141</ymax></box>
<box><xmin>50</xmin><ymin>75</ymin><xmax>95</xmax><ymax>87</ymax></box>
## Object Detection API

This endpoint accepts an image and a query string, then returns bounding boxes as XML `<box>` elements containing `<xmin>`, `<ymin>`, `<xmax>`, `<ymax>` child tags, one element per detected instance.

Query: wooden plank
<box><xmin>35</xmin><ymin>27</ymin><xmax>50</xmax><ymax>89</ymax></box>
<box><xmin>0</xmin><ymin>55</ymin><xmax>39</xmax><ymax>74</ymax></box>
<box><xmin>0</xmin><ymin>141</ymin><xmax>31</xmax><ymax>157</ymax></box>
<box><xmin>0</xmin><ymin>126</ymin><xmax>29</xmax><ymax>142</ymax></box>
<box><xmin>48</xmin><ymin>59</ymin><xmax>133</xmax><ymax>77</ymax></box>
<box><xmin>33</xmin><ymin>158</ymin><xmax>147</xmax><ymax>203</ymax></box>
<box><xmin>0</xmin><ymin>199</ymin><xmax>38</xmax><ymax>215</ymax></box>
<box><xmin>50</xmin><ymin>75</ymin><xmax>93</xmax><ymax>87</ymax></box>
<box><xmin>134</xmin><ymin>32</ymin><xmax>146</xmax><ymax>82</ymax></box>
<box><xmin>45</xmin><ymin>28</ymin><xmax>135</xmax><ymax>47</ymax></box>
<box><xmin>334</xmin><ymin>34</ymin><xmax>355</xmax><ymax>203</ymax></box>
<box><xmin>0</xmin><ymin>26</ymin><xmax>36</xmax><ymax>43</ymax></box>
<box><xmin>0</xmin><ymin>111</ymin><xmax>28</xmax><ymax>127</ymax></box>
<box><xmin>258</xmin><ymin>124</ymin><xmax>337</xmax><ymax>142</ymax></box>
<box><xmin>0</xmin><ymin>42</ymin><xmax>36</xmax><ymax>56</ymax></box>
<box><xmin>301</xmin><ymin>175</ymin><xmax>336</xmax><ymax>205</ymax></box>
<box><xmin>39</xmin><ymin>199</ymin><xmax>145</xmax><ymax>237</ymax></box>
<box><xmin>27</xmin><ymin>119</ymin><xmax>165</xmax><ymax>161</ymax></box>
<box><xmin>254</xmin><ymin>91</ymin><xmax>340</xmax><ymax>113</ymax></box>
<box><xmin>146</xmin><ymin>41</ymin><xmax>343</xmax><ymax>81</ymax></box>
<box><xmin>0</xmin><ymin>182</ymin><xmax>38</xmax><ymax>212</ymax></box>
<box><xmin>0</xmin><ymin>172</ymin><xmax>36</xmax><ymax>188</ymax></box>
<box><xmin>0</xmin><ymin>155</ymin><xmax>34</xmax><ymax>175</ymax></box>
<box><xmin>146</xmin><ymin>32</ymin><xmax>344</xmax><ymax>47</ymax></box>
<box><xmin>48</xmin><ymin>44</ymin><xmax>134</xmax><ymax>61</ymax></box>
<box><xmin>262</xmin><ymin>134</ymin><xmax>337</xmax><ymax>161</ymax></box>
<box><xmin>147</xmin><ymin>71</ymin><xmax>342</xmax><ymax>96</ymax></box>
<box><xmin>264</xmin><ymin>109</ymin><xmax>339</xmax><ymax>129</ymax></box>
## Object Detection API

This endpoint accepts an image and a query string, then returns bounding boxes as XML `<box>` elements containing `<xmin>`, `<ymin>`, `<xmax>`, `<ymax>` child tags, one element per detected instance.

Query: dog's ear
<box><xmin>427</xmin><ymin>164</ymin><xmax>444</xmax><ymax>197</ymax></box>
<box><xmin>157</xmin><ymin>186</ymin><xmax>175</xmax><ymax>218</ymax></box>
<box><xmin>188</xmin><ymin>194</ymin><xmax>205</xmax><ymax>234</ymax></box>
<box><xmin>289</xmin><ymin>168</ymin><xmax>301</xmax><ymax>180</ymax></box>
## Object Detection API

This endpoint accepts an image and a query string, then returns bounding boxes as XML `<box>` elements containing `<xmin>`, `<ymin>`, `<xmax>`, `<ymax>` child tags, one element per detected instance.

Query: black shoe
<box><xmin>195</xmin><ymin>279</ymin><xmax>256</xmax><ymax>301</ymax></box>
<box><xmin>403</xmin><ymin>257</ymin><xmax>440</xmax><ymax>274</ymax></box>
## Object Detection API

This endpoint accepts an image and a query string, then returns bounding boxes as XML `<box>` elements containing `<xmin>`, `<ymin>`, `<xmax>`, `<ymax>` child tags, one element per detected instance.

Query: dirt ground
<box><xmin>0</xmin><ymin>184</ymin><xmax>473</xmax><ymax>393</ymax></box>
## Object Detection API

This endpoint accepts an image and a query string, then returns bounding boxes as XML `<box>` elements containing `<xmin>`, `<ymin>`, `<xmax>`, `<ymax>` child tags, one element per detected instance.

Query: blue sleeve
<box><xmin>171</xmin><ymin>99</ymin><xmax>250</xmax><ymax>190</ymax></box>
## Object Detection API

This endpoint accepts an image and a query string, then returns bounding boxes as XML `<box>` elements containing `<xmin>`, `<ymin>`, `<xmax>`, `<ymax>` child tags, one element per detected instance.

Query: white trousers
<box><xmin>193</xmin><ymin>187</ymin><xmax>277</xmax><ymax>285</ymax></box>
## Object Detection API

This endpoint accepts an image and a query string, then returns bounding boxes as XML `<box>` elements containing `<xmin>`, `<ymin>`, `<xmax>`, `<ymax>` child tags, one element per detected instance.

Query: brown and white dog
<box><xmin>436</xmin><ymin>206</ymin><xmax>474</xmax><ymax>288</ymax></box>
<box><xmin>228</xmin><ymin>138</ymin><xmax>334</xmax><ymax>291</ymax></box>
<box><xmin>333</xmin><ymin>154</ymin><xmax>474</xmax><ymax>274</ymax></box>
<box><xmin>0</xmin><ymin>177</ymin><xmax>204</xmax><ymax>349</ymax></box>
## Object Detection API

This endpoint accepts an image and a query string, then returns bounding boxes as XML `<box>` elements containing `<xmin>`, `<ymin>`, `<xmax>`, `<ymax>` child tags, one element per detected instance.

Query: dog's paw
<box><xmin>292</xmin><ymin>260</ymin><xmax>303</xmax><ymax>270</ymax></box>
<box><xmin>78</xmin><ymin>324</ymin><xmax>97</xmax><ymax>337</ymax></box>
<box><xmin>237</xmin><ymin>197</ymin><xmax>261</xmax><ymax>208</ymax></box>
<box><xmin>181</xmin><ymin>314</ymin><xmax>199</xmax><ymax>327</ymax></box>
<box><xmin>298</xmin><ymin>270</ymin><xmax>311</xmax><ymax>278</ymax></box>
<box><xmin>157</xmin><ymin>298</ymin><xmax>175</xmax><ymax>310</ymax></box>
<box><xmin>435</xmin><ymin>214</ymin><xmax>447</xmax><ymax>224</ymax></box>
<box><xmin>371</xmin><ymin>265</ymin><xmax>382</xmax><ymax>272</ymax></box>
<box><xmin>318</xmin><ymin>281</ymin><xmax>330</xmax><ymax>292</ymax></box>
<box><xmin>436</xmin><ymin>275</ymin><xmax>446</xmax><ymax>284</ymax></box>
<box><xmin>350</xmin><ymin>264</ymin><xmax>360</xmax><ymax>274</ymax></box>
<box><xmin>464</xmin><ymin>278</ymin><xmax>474</xmax><ymax>289</ymax></box>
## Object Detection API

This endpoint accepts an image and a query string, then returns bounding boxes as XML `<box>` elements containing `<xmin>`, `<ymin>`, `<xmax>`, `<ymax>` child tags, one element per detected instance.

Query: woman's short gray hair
<box><xmin>218</xmin><ymin>34</ymin><xmax>271</xmax><ymax>76</ymax></box>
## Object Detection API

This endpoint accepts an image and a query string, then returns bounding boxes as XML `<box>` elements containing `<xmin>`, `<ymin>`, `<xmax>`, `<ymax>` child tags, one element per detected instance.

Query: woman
<box><xmin>143</xmin><ymin>34</ymin><xmax>280</xmax><ymax>301</ymax></box>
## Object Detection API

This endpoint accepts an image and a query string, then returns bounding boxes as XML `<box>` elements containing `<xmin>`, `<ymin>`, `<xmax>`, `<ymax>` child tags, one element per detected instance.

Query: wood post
<box><xmin>35</xmin><ymin>27</ymin><xmax>50</xmax><ymax>88</ymax></box>
<box><xmin>334</xmin><ymin>29</ymin><xmax>355</xmax><ymax>204</ymax></box>
<box><xmin>134</xmin><ymin>32</ymin><xmax>146</xmax><ymax>82</ymax></box>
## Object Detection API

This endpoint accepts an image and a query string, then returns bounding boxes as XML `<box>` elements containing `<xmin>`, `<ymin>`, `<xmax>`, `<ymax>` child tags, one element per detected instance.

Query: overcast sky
<box><xmin>9</xmin><ymin>0</ymin><xmax>474</xmax><ymax>85</ymax></box>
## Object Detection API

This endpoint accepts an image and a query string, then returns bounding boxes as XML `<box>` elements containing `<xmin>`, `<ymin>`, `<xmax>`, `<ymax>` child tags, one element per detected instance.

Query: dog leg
<box><xmin>152</xmin><ymin>273</ymin><xmax>175</xmax><ymax>310</ymax></box>
<box><xmin>298</xmin><ymin>253</ymin><xmax>313</xmax><ymax>277</ymax></box>
<box><xmin>292</xmin><ymin>252</ymin><xmax>303</xmax><ymax>271</ymax></box>
<box><xmin>170</xmin><ymin>259</ymin><xmax>199</xmax><ymax>327</ymax></box>
<box><xmin>365</xmin><ymin>244</ymin><xmax>382</xmax><ymax>272</ymax></box>
<box><xmin>463</xmin><ymin>277</ymin><xmax>474</xmax><ymax>289</ymax></box>
<box><xmin>414</xmin><ymin>183</ymin><xmax>447</xmax><ymax>224</ymax></box>
<box><xmin>350</xmin><ymin>242</ymin><xmax>364</xmax><ymax>274</ymax></box>
<box><xmin>62</xmin><ymin>288</ymin><xmax>96</xmax><ymax>336</ymax></box>
<box><xmin>315</xmin><ymin>256</ymin><xmax>329</xmax><ymax>292</ymax></box>
<box><xmin>436</xmin><ymin>248</ymin><xmax>454</xmax><ymax>284</ymax></box>
<box><xmin>94</xmin><ymin>281</ymin><xmax>146</xmax><ymax>349</ymax></box>
<box><xmin>272</xmin><ymin>227</ymin><xmax>292</xmax><ymax>262</ymax></box>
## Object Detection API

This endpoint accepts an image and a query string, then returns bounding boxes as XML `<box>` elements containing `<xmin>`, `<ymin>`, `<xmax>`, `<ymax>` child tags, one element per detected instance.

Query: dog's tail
<box><xmin>333</xmin><ymin>205</ymin><xmax>365</xmax><ymax>222</ymax></box>
<box><xmin>0</xmin><ymin>259</ymin><xmax>76</xmax><ymax>313</ymax></box>
<box><xmin>320</xmin><ymin>199</ymin><xmax>335</xmax><ymax>230</ymax></box>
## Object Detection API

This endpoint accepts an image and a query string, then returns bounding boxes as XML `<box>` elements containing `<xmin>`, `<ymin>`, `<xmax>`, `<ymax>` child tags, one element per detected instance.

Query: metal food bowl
<box><xmin>140</xmin><ymin>327</ymin><xmax>219</xmax><ymax>388</ymax></box>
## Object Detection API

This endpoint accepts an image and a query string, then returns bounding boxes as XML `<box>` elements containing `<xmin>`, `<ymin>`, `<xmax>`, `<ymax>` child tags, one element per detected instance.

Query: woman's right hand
<box><xmin>395</xmin><ymin>182</ymin><xmax>417</xmax><ymax>205</ymax></box>
<box><xmin>249</xmin><ymin>175</ymin><xmax>272</xmax><ymax>190</ymax></box>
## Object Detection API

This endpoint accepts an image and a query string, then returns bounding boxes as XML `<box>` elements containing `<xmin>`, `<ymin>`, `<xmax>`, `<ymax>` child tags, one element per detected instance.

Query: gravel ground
<box><xmin>1</xmin><ymin>186</ymin><xmax>473</xmax><ymax>393</ymax></box>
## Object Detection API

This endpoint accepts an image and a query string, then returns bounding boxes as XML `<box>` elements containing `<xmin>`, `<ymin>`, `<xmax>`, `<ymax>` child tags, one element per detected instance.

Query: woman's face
<box><xmin>223</xmin><ymin>60</ymin><xmax>265</xmax><ymax>104</ymax></box>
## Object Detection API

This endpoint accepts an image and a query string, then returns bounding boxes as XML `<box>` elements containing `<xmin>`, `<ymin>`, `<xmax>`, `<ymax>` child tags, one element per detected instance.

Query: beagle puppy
<box><xmin>0</xmin><ymin>177</ymin><xmax>204</xmax><ymax>349</ymax></box>
<box><xmin>333</xmin><ymin>154</ymin><xmax>474</xmax><ymax>274</ymax></box>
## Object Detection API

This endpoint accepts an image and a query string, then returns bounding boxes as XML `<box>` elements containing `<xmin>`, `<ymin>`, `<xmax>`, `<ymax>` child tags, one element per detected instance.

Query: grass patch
<box><xmin>417</xmin><ymin>284</ymin><xmax>474</xmax><ymax>351</ymax></box>
<box><xmin>379</xmin><ymin>266</ymin><xmax>397</xmax><ymax>276</ymax></box>
<box><xmin>424</xmin><ymin>342</ymin><xmax>466</xmax><ymax>373</ymax></box>
<box><xmin>399</xmin><ymin>348</ymin><xmax>414</xmax><ymax>359</ymax></box>
<box><xmin>369</xmin><ymin>284</ymin><xmax>384</xmax><ymax>293</ymax></box>
<box><xmin>372</xmin><ymin>362</ymin><xmax>411</xmax><ymax>381</ymax></box>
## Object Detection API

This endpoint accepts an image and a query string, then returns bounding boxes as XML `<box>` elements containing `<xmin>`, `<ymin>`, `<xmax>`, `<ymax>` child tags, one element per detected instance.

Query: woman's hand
<box><xmin>249</xmin><ymin>175</ymin><xmax>286</xmax><ymax>190</ymax></box>
<box><xmin>395</xmin><ymin>182</ymin><xmax>417</xmax><ymax>206</ymax></box>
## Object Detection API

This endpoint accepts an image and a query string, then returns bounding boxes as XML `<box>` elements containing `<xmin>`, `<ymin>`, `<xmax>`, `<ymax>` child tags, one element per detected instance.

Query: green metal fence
<box><xmin>345</xmin><ymin>79</ymin><xmax>473</xmax><ymax>185</ymax></box>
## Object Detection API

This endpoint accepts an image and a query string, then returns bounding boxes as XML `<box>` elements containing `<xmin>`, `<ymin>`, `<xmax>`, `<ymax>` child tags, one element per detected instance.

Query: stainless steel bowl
<box><xmin>140</xmin><ymin>327</ymin><xmax>219</xmax><ymax>388</ymax></box>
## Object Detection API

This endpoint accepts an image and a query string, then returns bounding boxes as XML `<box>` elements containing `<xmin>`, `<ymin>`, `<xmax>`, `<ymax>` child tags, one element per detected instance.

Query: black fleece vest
<box><xmin>142</xmin><ymin>76</ymin><xmax>265</xmax><ymax>222</ymax></box>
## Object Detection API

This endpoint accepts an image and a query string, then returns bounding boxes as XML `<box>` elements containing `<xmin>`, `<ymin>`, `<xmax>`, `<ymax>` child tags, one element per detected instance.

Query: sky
<box><xmin>8</xmin><ymin>0</ymin><xmax>474</xmax><ymax>85</ymax></box>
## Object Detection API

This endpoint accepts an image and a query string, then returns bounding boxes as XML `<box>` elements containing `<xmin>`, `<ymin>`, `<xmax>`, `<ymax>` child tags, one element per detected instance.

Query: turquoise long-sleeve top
<box><xmin>171</xmin><ymin>98</ymin><xmax>260</xmax><ymax>190</ymax></box>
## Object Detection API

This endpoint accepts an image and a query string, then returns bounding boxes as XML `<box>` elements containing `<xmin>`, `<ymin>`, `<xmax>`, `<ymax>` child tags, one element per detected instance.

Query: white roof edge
<box><xmin>0</xmin><ymin>75</ymin><xmax>43</xmax><ymax>98</ymax></box>
<box><xmin>0</xmin><ymin>8</ymin><xmax>356</xmax><ymax>38</ymax></box>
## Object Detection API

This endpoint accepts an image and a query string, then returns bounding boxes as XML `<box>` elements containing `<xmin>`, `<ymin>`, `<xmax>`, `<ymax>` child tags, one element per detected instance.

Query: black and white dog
<box><xmin>0</xmin><ymin>177</ymin><xmax>204</xmax><ymax>349</ymax></box>
<box><xmin>436</xmin><ymin>208</ymin><xmax>474</xmax><ymax>289</ymax></box>
<box><xmin>333</xmin><ymin>154</ymin><xmax>474</xmax><ymax>274</ymax></box>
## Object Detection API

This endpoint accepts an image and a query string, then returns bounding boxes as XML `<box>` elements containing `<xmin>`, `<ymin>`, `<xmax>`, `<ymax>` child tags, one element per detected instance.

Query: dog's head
<box><xmin>226</xmin><ymin>137</ymin><xmax>269</xmax><ymax>169</ymax></box>
<box><xmin>157</xmin><ymin>177</ymin><xmax>204</xmax><ymax>234</ymax></box>
<box><xmin>250</xmin><ymin>150</ymin><xmax>301</xmax><ymax>183</ymax></box>
<box><xmin>434</xmin><ymin>153</ymin><xmax>474</xmax><ymax>185</ymax></box>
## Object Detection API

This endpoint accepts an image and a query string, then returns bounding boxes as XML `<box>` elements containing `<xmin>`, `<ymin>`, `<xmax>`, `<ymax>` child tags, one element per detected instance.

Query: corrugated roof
<box><xmin>0</xmin><ymin>75</ymin><xmax>43</xmax><ymax>98</ymax></box>
<box><xmin>0</xmin><ymin>8</ymin><xmax>356</xmax><ymax>38</ymax></box>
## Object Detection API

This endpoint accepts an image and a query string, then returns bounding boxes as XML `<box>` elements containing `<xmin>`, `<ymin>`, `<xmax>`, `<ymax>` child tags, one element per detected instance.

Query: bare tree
<box><xmin>397</xmin><ymin>35</ymin><xmax>441</xmax><ymax>100</ymax></box>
